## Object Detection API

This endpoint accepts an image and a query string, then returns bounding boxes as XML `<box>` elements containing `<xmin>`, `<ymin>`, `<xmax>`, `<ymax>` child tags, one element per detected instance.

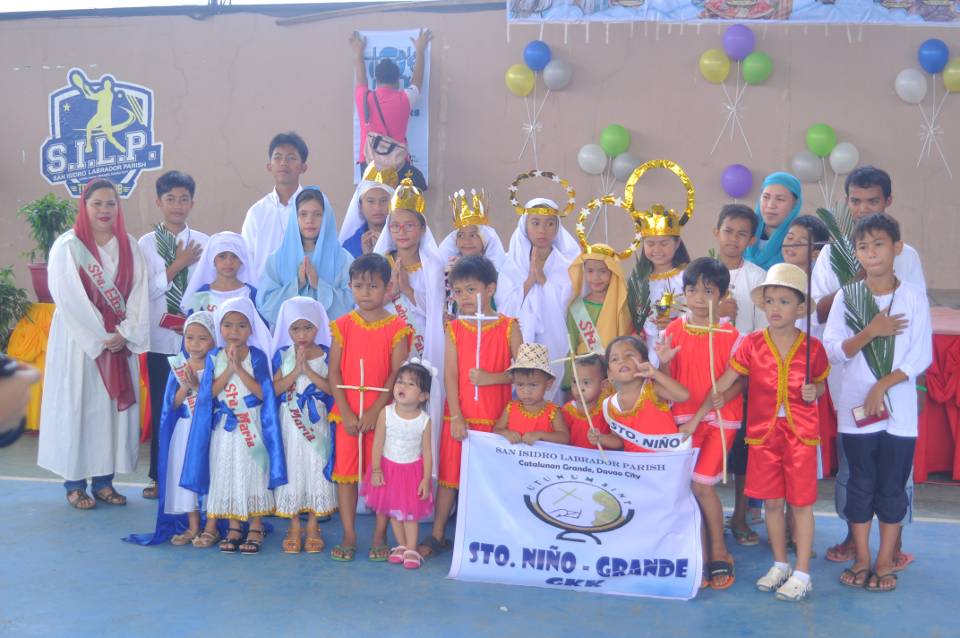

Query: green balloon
<box><xmin>600</xmin><ymin>124</ymin><xmax>630</xmax><ymax>158</ymax></box>
<box><xmin>742</xmin><ymin>51</ymin><xmax>773</xmax><ymax>85</ymax></box>
<box><xmin>806</xmin><ymin>123</ymin><xmax>837</xmax><ymax>157</ymax></box>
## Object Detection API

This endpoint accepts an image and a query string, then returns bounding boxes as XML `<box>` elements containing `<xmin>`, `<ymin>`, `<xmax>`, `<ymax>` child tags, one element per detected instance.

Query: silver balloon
<box><xmin>577</xmin><ymin>143</ymin><xmax>607</xmax><ymax>176</ymax></box>
<box><xmin>894</xmin><ymin>68</ymin><xmax>928</xmax><ymax>105</ymax></box>
<box><xmin>829</xmin><ymin>142</ymin><xmax>860</xmax><ymax>175</ymax></box>
<box><xmin>791</xmin><ymin>150</ymin><xmax>822</xmax><ymax>184</ymax></box>
<box><xmin>612</xmin><ymin>151</ymin><xmax>641</xmax><ymax>182</ymax></box>
<box><xmin>543</xmin><ymin>59</ymin><xmax>573</xmax><ymax>91</ymax></box>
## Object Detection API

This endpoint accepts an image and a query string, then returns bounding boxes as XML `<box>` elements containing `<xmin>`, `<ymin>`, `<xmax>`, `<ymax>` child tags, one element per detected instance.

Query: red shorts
<box><xmin>332</xmin><ymin>421</ymin><xmax>375</xmax><ymax>484</ymax></box>
<box><xmin>744</xmin><ymin>418</ymin><xmax>818</xmax><ymax>507</ymax></box>
<box><xmin>438</xmin><ymin>417</ymin><xmax>495</xmax><ymax>489</ymax></box>
<box><xmin>691</xmin><ymin>422</ymin><xmax>736</xmax><ymax>485</ymax></box>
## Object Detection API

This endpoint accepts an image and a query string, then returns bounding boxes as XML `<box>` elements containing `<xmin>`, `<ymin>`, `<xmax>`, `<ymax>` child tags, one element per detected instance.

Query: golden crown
<box><xmin>390</xmin><ymin>178</ymin><xmax>425</xmax><ymax>215</ymax></box>
<box><xmin>624</xmin><ymin>160</ymin><xmax>695</xmax><ymax>238</ymax></box>
<box><xmin>508</xmin><ymin>170</ymin><xmax>577</xmax><ymax>217</ymax></box>
<box><xmin>449</xmin><ymin>188</ymin><xmax>489</xmax><ymax>229</ymax></box>
<box><xmin>362</xmin><ymin>162</ymin><xmax>399</xmax><ymax>188</ymax></box>
<box><xmin>575</xmin><ymin>195</ymin><xmax>642</xmax><ymax>260</ymax></box>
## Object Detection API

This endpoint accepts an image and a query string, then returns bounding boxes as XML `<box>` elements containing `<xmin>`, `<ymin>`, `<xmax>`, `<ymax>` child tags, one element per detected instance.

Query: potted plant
<box><xmin>0</xmin><ymin>267</ymin><xmax>32</xmax><ymax>352</ymax></box>
<box><xmin>17</xmin><ymin>193</ymin><xmax>76</xmax><ymax>303</ymax></box>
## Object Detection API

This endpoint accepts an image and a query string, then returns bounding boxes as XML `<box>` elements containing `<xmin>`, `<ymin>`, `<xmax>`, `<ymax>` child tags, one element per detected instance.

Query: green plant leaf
<box><xmin>0</xmin><ymin>266</ymin><xmax>33</xmax><ymax>352</ymax></box>
<box><xmin>626</xmin><ymin>254</ymin><xmax>653</xmax><ymax>335</ymax></box>
<box><xmin>18</xmin><ymin>193</ymin><xmax>77</xmax><ymax>262</ymax></box>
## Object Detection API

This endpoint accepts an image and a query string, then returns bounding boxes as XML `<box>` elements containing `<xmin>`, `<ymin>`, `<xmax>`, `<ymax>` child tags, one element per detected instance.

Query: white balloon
<box><xmin>612</xmin><ymin>151</ymin><xmax>641</xmax><ymax>182</ymax></box>
<box><xmin>894</xmin><ymin>68</ymin><xmax>928</xmax><ymax>105</ymax></box>
<box><xmin>791</xmin><ymin>150</ymin><xmax>822</xmax><ymax>184</ymax></box>
<box><xmin>829</xmin><ymin>142</ymin><xmax>860</xmax><ymax>175</ymax></box>
<box><xmin>543</xmin><ymin>59</ymin><xmax>573</xmax><ymax>91</ymax></box>
<box><xmin>577</xmin><ymin>143</ymin><xmax>607</xmax><ymax>176</ymax></box>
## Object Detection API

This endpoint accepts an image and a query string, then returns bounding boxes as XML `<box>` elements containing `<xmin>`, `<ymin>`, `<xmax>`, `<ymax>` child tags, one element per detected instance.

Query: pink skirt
<box><xmin>360</xmin><ymin>456</ymin><xmax>434</xmax><ymax>522</ymax></box>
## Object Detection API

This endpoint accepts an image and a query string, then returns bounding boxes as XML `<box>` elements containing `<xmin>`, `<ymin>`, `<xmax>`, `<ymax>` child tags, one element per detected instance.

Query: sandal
<box><xmin>93</xmin><ymin>487</ymin><xmax>127</xmax><ymax>506</ymax></box>
<box><xmin>282</xmin><ymin>531</ymin><xmax>302</xmax><ymax>554</ymax></box>
<box><xmin>825</xmin><ymin>541</ymin><xmax>856</xmax><ymax>563</ymax></box>
<box><xmin>731</xmin><ymin>527</ymin><xmax>760</xmax><ymax>547</ymax></box>
<box><xmin>892</xmin><ymin>551</ymin><xmax>914</xmax><ymax>572</ymax></box>
<box><xmin>866</xmin><ymin>572</ymin><xmax>898</xmax><ymax>593</ymax></box>
<box><xmin>775</xmin><ymin>575</ymin><xmax>813</xmax><ymax>602</ymax></box>
<box><xmin>66</xmin><ymin>489</ymin><xmax>95</xmax><ymax>510</ymax></box>
<box><xmin>368</xmin><ymin>544</ymin><xmax>390</xmax><ymax>562</ymax></box>
<box><xmin>403</xmin><ymin>549</ymin><xmax>423</xmax><ymax>570</ymax></box>
<box><xmin>240</xmin><ymin>527</ymin><xmax>265</xmax><ymax>555</ymax></box>
<box><xmin>141</xmin><ymin>481</ymin><xmax>159</xmax><ymax>500</ymax></box>
<box><xmin>220</xmin><ymin>527</ymin><xmax>243</xmax><ymax>553</ymax></box>
<box><xmin>171</xmin><ymin>530</ymin><xmax>199</xmax><ymax>546</ymax></box>
<box><xmin>330</xmin><ymin>544</ymin><xmax>356</xmax><ymax>562</ymax></box>
<box><xmin>839</xmin><ymin>567</ymin><xmax>870</xmax><ymax>588</ymax></box>
<box><xmin>304</xmin><ymin>535</ymin><xmax>325</xmax><ymax>554</ymax></box>
<box><xmin>756</xmin><ymin>564</ymin><xmax>791</xmax><ymax>592</ymax></box>
<box><xmin>389</xmin><ymin>545</ymin><xmax>407</xmax><ymax>565</ymax></box>
<box><xmin>708</xmin><ymin>559</ymin><xmax>736</xmax><ymax>590</ymax></box>
<box><xmin>192</xmin><ymin>530</ymin><xmax>220</xmax><ymax>548</ymax></box>
<box><xmin>416</xmin><ymin>535</ymin><xmax>451</xmax><ymax>559</ymax></box>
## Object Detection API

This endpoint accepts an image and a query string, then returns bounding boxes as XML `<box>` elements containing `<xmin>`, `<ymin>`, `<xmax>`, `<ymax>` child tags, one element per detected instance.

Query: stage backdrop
<box><xmin>448</xmin><ymin>432</ymin><xmax>703</xmax><ymax>600</ymax></box>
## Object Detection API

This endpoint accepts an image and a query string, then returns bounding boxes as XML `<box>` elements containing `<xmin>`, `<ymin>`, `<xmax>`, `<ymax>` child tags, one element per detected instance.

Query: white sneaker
<box><xmin>756</xmin><ymin>564</ymin><xmax>792</xmax><ymax>592</ymax></box>
<box><xmin>775</xmin><ymin>575</ymin><xmax>813</xmax><ymax>602</ymax></box>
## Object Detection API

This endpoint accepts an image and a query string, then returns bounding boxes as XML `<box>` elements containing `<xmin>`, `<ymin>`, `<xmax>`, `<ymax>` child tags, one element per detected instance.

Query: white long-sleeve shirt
<box><xmin>822</xmin><ymin>280</ymin><xmax>933</xmax><ymax>437</ymax></box>
<box><xmin>241</xmin><ymin>186</ymin><xmax>303</xmax><ymax>285</ymax></box>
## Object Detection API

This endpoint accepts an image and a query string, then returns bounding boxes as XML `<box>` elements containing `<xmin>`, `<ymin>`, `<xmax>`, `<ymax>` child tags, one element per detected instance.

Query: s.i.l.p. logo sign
<box><xmin>40</xmin><ymin>68</ymin><xmax>162</xmax><ymax>197</ymax></box>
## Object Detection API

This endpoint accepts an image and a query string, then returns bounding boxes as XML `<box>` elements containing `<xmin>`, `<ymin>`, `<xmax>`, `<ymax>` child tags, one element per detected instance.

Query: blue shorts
<box><xmin>842</xmin><ymin>431</ymin><xmax>916</xmax><ymax>525</ymax></box>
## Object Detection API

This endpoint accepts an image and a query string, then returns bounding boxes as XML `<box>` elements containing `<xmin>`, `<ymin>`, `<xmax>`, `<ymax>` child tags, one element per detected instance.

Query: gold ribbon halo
<box><xmin>623</xmin><ymin>159</ymin><xmax>696</xmax><ymax>229</ymax></box>
<box><xmin>508</xmin><ymin>169</ymin><xmax>577</xmax><ymax>217</ymax></box>
<box><xmin>575</xmin><ymin>195</ymin><xmax>642</xmax><ymax>260</ymax></box>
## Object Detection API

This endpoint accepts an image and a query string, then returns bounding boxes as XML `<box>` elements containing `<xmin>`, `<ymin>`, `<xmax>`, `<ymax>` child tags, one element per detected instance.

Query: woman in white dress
<box><xmin>38</xmin><ymin>179</ymin><xmax>150</xmax><ymax>509</ymax></box>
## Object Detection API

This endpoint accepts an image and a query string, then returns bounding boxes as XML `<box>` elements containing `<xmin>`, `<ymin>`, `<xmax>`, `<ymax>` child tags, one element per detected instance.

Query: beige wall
<box><xmin>1</xmin><ymin>10</ymin><xmax>958</xmax><ymax>292</ymax></box>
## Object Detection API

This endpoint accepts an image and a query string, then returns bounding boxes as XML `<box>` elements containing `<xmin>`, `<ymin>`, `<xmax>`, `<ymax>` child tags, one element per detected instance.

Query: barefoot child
<box><xmin>590</xmin><ymin>336</ymin><xmax>688</xmax><ymax>452</ymax></box>
<box><xmin>493</xmin><ymin>343</ymin><xmax>570</xmax><ymax>446</ymax></box>
<box><xmin>422</xmin><ymin>255</ymin><xmax>520</xmax><ymax>559</ymax></box>
<box><xmin>181</xmin><ymin>232</ymin><xmax>258</xmax><ymax>316</ymax></box>
<box><xmin>258</xmin><ymin>188</ymin><xmax>353</xmax><ymax>326</ymax></box>
<box><xmin>361</xmin><ymin>359</ymin><xmax>435</xmax><ymax>570</ymax></box>
<box><xmin>691</xmin><ymin>264</ymin><xmax>830</xmax><ymax>601</ymax></box>
<box><xmin>562</xmin><ymin>355</ymin><xmax>612</xmax><ymax>449</ymax></box>
<box><xmin>328</xmin><ymin>254</ymin><xmax>412</xmax><ymax>562</ymax></box>
<box><xmin>180</xmin><ymin>296</ymin><xmax>286</xmax><ymax>555</ymax></box>
<box><xmin>271</xmin><ymin>297</ymin><xmax>338</xmax><ymax>554</ymax></box>
<box><xmin>660</xmin><ymin>258</ymin><xmax>742</xmax><ymax>591</ymax></box>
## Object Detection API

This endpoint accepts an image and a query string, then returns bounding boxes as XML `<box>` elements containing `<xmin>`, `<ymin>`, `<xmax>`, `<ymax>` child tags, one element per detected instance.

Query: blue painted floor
<box><xmin>0</xmin><ymin>477</ymin><xmax>956</xmax><ymax>638</ymax></box>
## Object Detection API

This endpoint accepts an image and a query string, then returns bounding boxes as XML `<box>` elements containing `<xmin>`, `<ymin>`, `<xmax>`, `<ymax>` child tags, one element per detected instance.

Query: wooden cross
<box><xmin>457</xmin><ymin>293</ymin><xmax>500</xmax><ymax>401</ymax></box>
<box><xmin>335</xmin><ymin>358</ymin><xmax>389</xmax><ymax>483</ymax></box>
<box><xmin>552</xmin><ymin>336</ymin><xmax>606</xmax><ymax>459</ymax></box>
<box><xmin>685</xmin><ymin>300</ymin><xmax>735</xmax><ymax>484</ymax></box>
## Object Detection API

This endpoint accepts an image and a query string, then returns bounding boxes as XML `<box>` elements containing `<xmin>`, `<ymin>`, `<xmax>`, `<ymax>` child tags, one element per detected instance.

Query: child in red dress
<box><xmin>327</xmin><ymin>254</ymin><xmax>411</xmax><ymax>563</ymax></box>
<box><xmin>493</xmin><ymin>343</ymin><xmax>569</xmax><ymax>445</ymax></box>
<box><xmin>562</xmin><ymin>354</ymin><xmax>612</xmax><ymax>449</ymax></box>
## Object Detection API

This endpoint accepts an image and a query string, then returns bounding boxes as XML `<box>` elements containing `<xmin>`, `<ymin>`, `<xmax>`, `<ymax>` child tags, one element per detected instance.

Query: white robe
<box><xmin>38</xmin><ymin>231</ymin><xmax>150</xmax><ymax>481</ymax></box>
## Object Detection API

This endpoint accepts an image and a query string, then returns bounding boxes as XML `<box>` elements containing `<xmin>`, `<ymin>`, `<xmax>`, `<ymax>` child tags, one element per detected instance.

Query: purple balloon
<box><xmin>721</xmin><ymin>164</ymin><xmax>753</xmax><ymax>198</ymax></box>
<box><xmin>723</xmin><ymin>24</ymin><xmax>755</xmax><ymax>62</ymax></box>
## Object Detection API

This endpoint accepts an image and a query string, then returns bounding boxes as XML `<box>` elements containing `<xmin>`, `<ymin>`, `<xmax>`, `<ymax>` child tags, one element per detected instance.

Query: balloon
<box><xmin>791</xmin><ymin>150</ymin><xmax>823</xmax><ymax>184</ymax></box>
<box><xmin>918</xmin><ymin>38</ymin><xmax>949</xmax><ymax>75</ymax></box>
<box><xmin>612</xmin><ymin>152</ymin><xmax>641</xmax><ymax>182</ymax></box>
<box><xmin>577</xmin><ymin>144</ymin><xmax>607</xmax><ymax>176</ymax></box>
<box><xmin>542</xmin><ymin>58</ymin><xmax>573</xmax><ymax>91</ymax></box>
<box><xmin>523</xmin><ymin>40</ymin><xmax>552</xmax><ymax>72</ymax></box>
<box><xmin>829</xmin><ymin>142</ymin><xmax>860</xmax><ymax>175</ymax></box>
<box><xmin>894</xmin><ymin>68</ymin><xmax>928</xmax><ymax>104</ymax></box>
<box><xmin>505</xmin><ymin>63</ymin><xmax>535</xmax><ymax>97</ymax></box>
<box><xmin>806</xmin><ymin>123</ymin><xmax>837</xmax><ymax>157</ymax></box>
<box><xmin>699</xmin><ymin>49</ymin><xmax>731</xmax><ymax>85</ymax></box>
<box><xmin>944</xmin><ymin>58</ymin><xmax>960</xmax><ymax>93</ymax></box>
<box><xmin>723</xmin><ymin>24</ymin><xmax>755</xmax><ymax>62</ymax></box>
<box><xmin>742</xmin><ymin>51</ymin><xmax>773</xmax><ymax>85</ymax></box>
<box><xmin>721</xmin><ymin>164</ymin><xmax>753</xmax><ymax>198</ymax></box>
<box><xmin>599</xmin><ymin>124</ymin><xmax>631</xmax><ymax>158</ymax></box>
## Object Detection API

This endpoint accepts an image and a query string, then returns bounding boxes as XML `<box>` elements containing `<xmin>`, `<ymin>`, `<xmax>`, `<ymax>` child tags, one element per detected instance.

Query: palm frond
<box><xmin>842</xmin><ymin>280</ymin><xmax>894</xmax><ymax>385</ymax></box>
<box><xmin>626</xmin><ymin>254</ymin><xmax>653</xmax><ymax>335</ymax></box>
<box><xmin>816</xmin><ymin>204</ymin><xmax>860</xmax><ymax>286</ymax></box>
<box><xmin>155</xmin><ymin>223</ymin><xmax>186</xmax><ymax>314</ymax></box>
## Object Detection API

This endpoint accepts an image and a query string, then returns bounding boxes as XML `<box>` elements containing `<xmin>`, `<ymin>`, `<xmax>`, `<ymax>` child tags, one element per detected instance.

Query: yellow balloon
<box><xmin>699</xmin><ymin>48</ymin><xmax>731</xmax><ymax>85</ymax></box>
<box><xmin>505</xmin><ymin>63</ymin><xmax>535</xmax><ymax>97</ymax></box>
<box><xmin>944</xmin><ymin>58</ymin><xmax>960</xmax><ymax>93</ymax></box>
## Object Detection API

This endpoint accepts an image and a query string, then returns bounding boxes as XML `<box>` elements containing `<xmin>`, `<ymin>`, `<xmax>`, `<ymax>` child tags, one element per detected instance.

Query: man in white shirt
<box><xmin>241</xmin><ymin>132</ymin><xmax>307</xmax><ymax>284</ymax></box>
<box><xmin>137</xmin><ymin>170</ymin><xmax>209</xmax><ymax>498</ymax></box>
<box><xmin>811</xmin><ymin>166</ymin><xmax>926</xmax><ymax>570</ymax></box>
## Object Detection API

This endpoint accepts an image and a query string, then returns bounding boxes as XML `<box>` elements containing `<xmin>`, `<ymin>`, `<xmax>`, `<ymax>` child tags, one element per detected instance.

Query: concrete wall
<box><xmin>2</xmin><ymin>8</ymin><xmax>958</xmax><ymax>292</ymax></box>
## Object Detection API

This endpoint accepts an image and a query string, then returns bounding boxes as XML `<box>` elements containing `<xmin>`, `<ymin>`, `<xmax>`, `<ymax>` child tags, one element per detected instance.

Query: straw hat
<box><xmin>507</xmin><ymin>342</ymin><xmax>555</xmax><ymax>378</ymax></box>
<box><xmin>750</xmin><ymin>263</ymin><xmax>808</xmax><ymax>306</ymax></box>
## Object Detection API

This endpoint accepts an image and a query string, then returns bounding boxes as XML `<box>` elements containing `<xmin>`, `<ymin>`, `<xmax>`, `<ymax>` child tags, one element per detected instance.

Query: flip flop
<box><xmin>839</xmin><ymin>568</ymin><xmax>870</xmax><ymax>588</ymax></box>
<box><xmin>417</xmin><ymin>535</ymin><xmax>451</xmax><ymax>558</ymax></box>
<box><xmin>866</xmin><ymin>572</ymin><xmax>898</xmax><ymax>593</ymax></box>
<box><xmin>330</xmin><ymin>544</ymin><xmax>356</xmax><ymax>562</ymax></box>
<box><xmin>708</xmin><ymin>559</ymin><xmax>736</xmax><ymax>590</ymax></box>
<box><xmin>368</xmin><ymin>544</ymin><xmax>390</xmax><ymax>562</ymax></box>
<box><xmin>304</xmin><ymin>535</ymin><xmax>325</xmax><ymax>554</ymax></box>
<box><xmin>825</xmin><ymin>541</ymin><xmax>856</xmax><ymax>563</ymax></box>
<box><xmin>892</xmin><ymin>551</ymin><xmax>914</xmax><ymax>572</ymax></box>
<box><xmin>731</xmin><ymin>528</ymin><xmax>760</xmax><ymax>546</ymax></box>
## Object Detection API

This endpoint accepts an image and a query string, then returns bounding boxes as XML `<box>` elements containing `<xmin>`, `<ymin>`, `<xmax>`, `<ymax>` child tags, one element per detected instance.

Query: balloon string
<box><xmin>818</xmin><ymin>157</ymin><xmax>830</xmax><ymax>208</ymax></box>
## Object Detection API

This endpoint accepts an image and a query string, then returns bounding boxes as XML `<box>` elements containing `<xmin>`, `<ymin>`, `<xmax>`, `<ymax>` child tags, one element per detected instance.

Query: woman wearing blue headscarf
<box><xmin>744</xmin><ymin>172</ymin><xmax>803</xmax><ymax>270</ymax></box>
<box><xmin>257</xmin><ymin>188</ymin><xmax>354</xmax><ymax>326</ymax></box>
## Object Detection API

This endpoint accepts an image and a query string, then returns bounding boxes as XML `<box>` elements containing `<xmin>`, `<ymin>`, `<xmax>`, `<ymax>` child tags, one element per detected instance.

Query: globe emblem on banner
<box><xmin>524</xmin><ymin>480</ymin><xmax>634</xmax><ymax>544</ymax></box>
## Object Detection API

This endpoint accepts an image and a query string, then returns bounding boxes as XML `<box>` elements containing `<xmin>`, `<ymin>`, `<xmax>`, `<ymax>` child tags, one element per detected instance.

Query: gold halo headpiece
<box><xmin>508</xmin><ymin>170</ymin><xmax>577</xmax><ymax>217</ymax></box>
<box><xmin>575</xmin><ymin>195</ymin><xmax>643</xmax><ymax>260</ymax></box>
<box><xmin>362</xmin><ymin>162</ymin><xmax>399</xmax><ymax>188</ymax></box>
<box><xmin>624</xmin><ymin>160</ymin><xmax>695</xmax><ymax>238</ymax></box>
<box><xmin>449</xmin><ymin>188</ymin><xmax>489</xmax><ymax>229</ymax></box>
